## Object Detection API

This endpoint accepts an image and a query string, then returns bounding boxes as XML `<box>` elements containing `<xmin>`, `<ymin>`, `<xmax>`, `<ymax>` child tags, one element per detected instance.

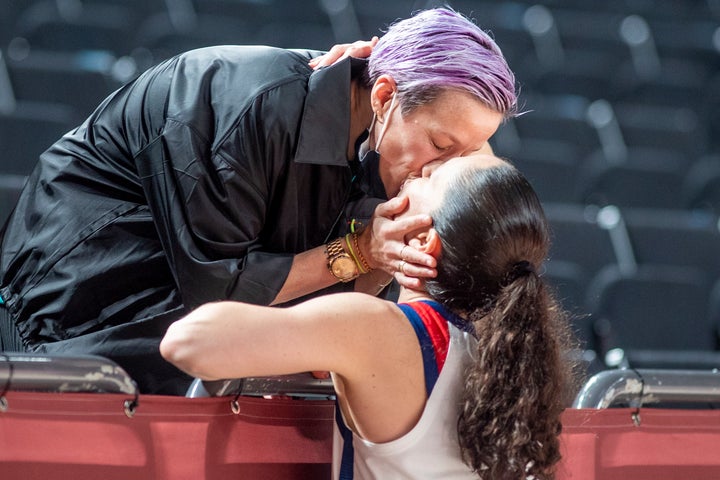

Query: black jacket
<box><xmin>0</xmin><ymin>46</ymin><xmax>377</xmax><ymax>393</ymax></box>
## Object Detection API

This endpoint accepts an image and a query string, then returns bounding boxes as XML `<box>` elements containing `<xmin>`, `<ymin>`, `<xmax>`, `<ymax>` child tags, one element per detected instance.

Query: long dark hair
<box><xmin>426</xmin><ymin>161</ymin><xmax>577</xmax><ymax>479</ymax></box>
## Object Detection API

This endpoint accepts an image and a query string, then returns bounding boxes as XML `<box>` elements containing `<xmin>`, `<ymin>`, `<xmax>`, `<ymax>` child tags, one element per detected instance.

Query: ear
<box><xmin>370</xmin><ymin>74</ymin><xmax>397</xmax><ymax>121</ymax></box>
<box><xmin>408</xmin><ymin>228</ymin><xmax>442</xmax><ymax>260</ymax></box>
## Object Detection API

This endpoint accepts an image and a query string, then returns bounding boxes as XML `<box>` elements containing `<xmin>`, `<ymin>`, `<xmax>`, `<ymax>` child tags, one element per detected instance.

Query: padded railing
<box><xmin>573</xmin><ymin>368</ymin><xmax>720</xmax><ymax>408</ymax></box>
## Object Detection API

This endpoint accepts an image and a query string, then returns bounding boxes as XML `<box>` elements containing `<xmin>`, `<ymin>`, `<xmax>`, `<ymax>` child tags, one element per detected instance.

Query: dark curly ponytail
<box><xmin>425</xmin><ymin>159</ymin><xmax>577</xmax><ymax>479</ymax></box>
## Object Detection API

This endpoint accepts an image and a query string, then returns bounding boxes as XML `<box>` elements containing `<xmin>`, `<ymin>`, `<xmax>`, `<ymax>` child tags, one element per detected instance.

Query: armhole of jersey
<box><xmin>336</xmin><ymin>401</ymin><xmax>355</xmax><ymax>480</ymax></box>
<box><xmin>335</xmin><ymin>302</ymin><xmax>451</xmax><ymax>479</ymax></box>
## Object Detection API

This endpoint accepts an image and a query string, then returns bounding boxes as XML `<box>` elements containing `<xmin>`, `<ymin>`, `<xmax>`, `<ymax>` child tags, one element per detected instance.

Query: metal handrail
<box><xmin>0</xmin><ymin>352</ymin><xmax>138</xmax><ymax>395</ymax></box>
<box><xmin>186</xmin><ymin>374</ymin><xmax>335</xmax><ymax>399</ymax></box>
<box><xmin>572</xmin><ymin>368</ymin><xmax>720</xmax><ymax>409</ymax></box>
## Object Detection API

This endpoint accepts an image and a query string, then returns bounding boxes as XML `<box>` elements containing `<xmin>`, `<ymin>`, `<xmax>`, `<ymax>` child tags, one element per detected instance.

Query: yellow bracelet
<box><xmin>351</xmin><ymin>232</ymin><xmax>373</xmax><ymax>273</ymax></box>
<box><xmin>345</xmin><ymin>234</ymin><xmax>367</xmax><ymax>274</ymax></box>
<box><xmin>350</xmin><ymin>218</ymin><xmax>363</xmax><ymax>233</ymax></box>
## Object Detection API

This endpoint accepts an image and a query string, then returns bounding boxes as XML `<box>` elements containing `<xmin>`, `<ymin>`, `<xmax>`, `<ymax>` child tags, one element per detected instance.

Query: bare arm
<box><xmin>160</xmin><ymin>293</ymin><xmax>427</xmax><ymax>441</ymax></box>
<box><xmin>161</xmin><ymin>293</ymin><xmax>402</xmax><ymax>380</ymax></box>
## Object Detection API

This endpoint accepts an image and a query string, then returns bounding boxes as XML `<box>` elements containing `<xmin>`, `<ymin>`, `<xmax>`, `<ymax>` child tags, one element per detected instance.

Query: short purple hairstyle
<box><xmin>368</xmin><ymin>7</ymin><xmax>517</xmax><ymax>118</ymax></box>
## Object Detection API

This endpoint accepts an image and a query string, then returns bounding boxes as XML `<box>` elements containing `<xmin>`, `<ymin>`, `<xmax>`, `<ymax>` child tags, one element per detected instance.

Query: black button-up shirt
<box><xmin>0</xmin><ymin>46</ymin><xmax>377</xmax><ymax>393</ymax></box>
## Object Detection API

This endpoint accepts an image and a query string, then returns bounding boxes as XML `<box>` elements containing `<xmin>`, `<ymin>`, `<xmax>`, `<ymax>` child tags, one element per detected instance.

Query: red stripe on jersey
<box><xmin>410</xmin><ymin>301</ymin><xmax>450</xmax><ymax>373</ymax></box>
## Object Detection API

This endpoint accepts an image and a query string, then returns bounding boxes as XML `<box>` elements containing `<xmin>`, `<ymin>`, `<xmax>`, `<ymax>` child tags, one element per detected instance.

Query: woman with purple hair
<box><xmin>0</xmin><ymin>8</ymin><xmax>517</xmax><ymax>395</ymax></box>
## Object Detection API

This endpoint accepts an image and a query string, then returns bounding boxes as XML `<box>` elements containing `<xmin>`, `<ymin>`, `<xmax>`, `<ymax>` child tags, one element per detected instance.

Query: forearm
<box><xmin>271</xmin><ymin>241</ymin><xmax>394</xmax><ymax>305</ymax></box>
<box><xmin>354</xmin><ymin>269</ymin><xmax>393</xmax><ymax>296</ymax></box>
<box><xmin>270</xmin><ymin>245</ymin><xmax>340</xmax><ymax>305</ymax></box>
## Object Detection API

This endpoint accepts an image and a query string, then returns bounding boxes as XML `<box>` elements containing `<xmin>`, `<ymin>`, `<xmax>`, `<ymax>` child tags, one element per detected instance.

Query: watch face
<box><xmin>331</xmin><ymin>255</ymin><xmax>358</xmax><ymax>281</ymax></box>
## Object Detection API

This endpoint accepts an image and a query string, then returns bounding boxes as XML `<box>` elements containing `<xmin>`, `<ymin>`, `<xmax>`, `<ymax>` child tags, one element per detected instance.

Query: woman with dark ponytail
<box><xmin>427</xmin><ymin>163</ymin><xmax>576</xmax><ymax>478</ymax></box>
<box><xmin>161</xmin><ymin>153</ymin><xmax>578</xmax><ymax>479</ymax></box>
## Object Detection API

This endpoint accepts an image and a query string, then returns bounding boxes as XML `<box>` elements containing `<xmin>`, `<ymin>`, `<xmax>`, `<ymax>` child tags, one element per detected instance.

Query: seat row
<box><xmin>491</xmin><ymin>89</ymin><xmax>719</xmax><ymax>212</ymax></box>
<box><xmin>542</xmin><ymin>203</ymin><xmax>720</xmax><ymax>363</ymax></box>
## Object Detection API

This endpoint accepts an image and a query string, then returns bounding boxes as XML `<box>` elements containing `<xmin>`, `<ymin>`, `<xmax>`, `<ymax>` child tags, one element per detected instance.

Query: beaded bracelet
<box><xmin>351</xmin><ymin>232</ymin><xmax>373</xmax><ymax>273</ymax></box>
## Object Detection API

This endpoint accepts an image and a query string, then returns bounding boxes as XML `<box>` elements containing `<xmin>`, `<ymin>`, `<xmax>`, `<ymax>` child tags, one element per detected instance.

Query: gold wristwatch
<box><xmin>326</xmin><ymin>238</ymin><xmax>359</xmax><ymax>283</ymax></box>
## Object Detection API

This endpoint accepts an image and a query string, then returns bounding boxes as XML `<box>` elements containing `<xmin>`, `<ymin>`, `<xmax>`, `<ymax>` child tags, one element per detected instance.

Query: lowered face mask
<box><xmin>358</xmin><ymin>94</ymin><xmax>398</xmax><ymax>200</ymax></box>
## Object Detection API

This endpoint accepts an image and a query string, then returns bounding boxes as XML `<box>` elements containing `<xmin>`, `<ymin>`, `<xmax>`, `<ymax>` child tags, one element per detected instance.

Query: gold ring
<box><xmin>399</xmin><ymin>260</ymin><xmax>406</xmax><ymax>275</ymax></box>
<box><xmin>400</xmin><ymin>244</ymin><xmax>409</xmax><ymax>261</ymax></box>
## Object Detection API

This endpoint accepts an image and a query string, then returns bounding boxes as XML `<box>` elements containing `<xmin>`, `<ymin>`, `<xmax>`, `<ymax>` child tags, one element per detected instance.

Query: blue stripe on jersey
<box><xmin>336</xmin><ymin>302</ymin><xmax>446</xmax><ymax>478</ymax></box>
<box><xmin>398</xmin><ymin>303</ymin><xmax>440</xmax><ymax>395</ymax></box>
<box><xmin>336</xmin><ymin>401</ymin><xmax>355</xmax><ymax>480</ymax></box>
<box><xmin>421</xmin><ymin>300</ymin><xmax>475</xmax><ymax>336</ymax></box>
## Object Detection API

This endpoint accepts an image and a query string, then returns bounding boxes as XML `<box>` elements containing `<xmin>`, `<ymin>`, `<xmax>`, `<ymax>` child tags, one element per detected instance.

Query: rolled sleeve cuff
<box><xmin>229</xmin><ymin>251</ymin><xmax>295</xmax><ymax>305</ymax></box>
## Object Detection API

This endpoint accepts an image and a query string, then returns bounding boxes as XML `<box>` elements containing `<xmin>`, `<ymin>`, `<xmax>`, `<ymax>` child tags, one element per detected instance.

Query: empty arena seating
<box><xmin>2</xmin><ymin>0</ymin><xmax>720</xmax><ymax>373</ymax></box>
<box><xmin>587</xmin><ymin>263</ymin><xmax>715</xmax><ymax>353</ymax></box>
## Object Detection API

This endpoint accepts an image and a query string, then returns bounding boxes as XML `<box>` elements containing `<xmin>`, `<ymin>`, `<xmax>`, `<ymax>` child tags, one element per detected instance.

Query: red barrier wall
<box><xmin>1</xmin><ymin>392</ymin><xmax>720</xmax><ymax>479</ymax></box>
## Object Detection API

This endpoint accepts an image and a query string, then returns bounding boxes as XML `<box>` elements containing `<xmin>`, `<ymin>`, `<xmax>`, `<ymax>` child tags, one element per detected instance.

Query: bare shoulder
<box><xmin>287</xmin><ymin>292</ymin><xmax>416</xmax><ymax>374</ymax></box>
<box><xmin>290</xmin><ymin>292</ymin><xmax>401</xmax><ymax>324</ymax></box>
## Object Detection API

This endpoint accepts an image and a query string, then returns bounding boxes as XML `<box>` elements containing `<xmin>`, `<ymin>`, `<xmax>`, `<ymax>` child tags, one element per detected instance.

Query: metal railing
<box><xmin>186</xmin><ymin>374</ymin><xmax>335</xmax><ymax>399</ymax></box>
<box><xmin>573</xmin><ymin>368</ymin><xmax>720</xmax><ymax>409</ymax></box>
<box><xmin>0</xmin><ymin>352</ymin><xmax>138</xmax><ymax>395</ymax></box>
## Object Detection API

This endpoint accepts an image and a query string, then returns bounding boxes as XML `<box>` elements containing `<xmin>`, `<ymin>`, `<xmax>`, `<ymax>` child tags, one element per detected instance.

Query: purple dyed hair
<box><xmin>368</xmin><ymin>7</ymin><xmax>517</xmax><ymax>118</ymax></box>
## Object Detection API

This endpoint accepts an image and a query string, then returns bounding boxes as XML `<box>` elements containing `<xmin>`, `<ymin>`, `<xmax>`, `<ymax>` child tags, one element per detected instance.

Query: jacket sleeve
<box><xmin>134</xmin><ymin>77</ymin><xmax>307</xmax><ymax>308</ymax></box>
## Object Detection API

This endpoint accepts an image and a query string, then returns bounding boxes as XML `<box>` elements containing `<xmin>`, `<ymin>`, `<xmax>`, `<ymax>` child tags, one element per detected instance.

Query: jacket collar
<box><xmin>293</xmin><ymin>57</ymin><xmax>365</xmax><ymax>167</ymax></box>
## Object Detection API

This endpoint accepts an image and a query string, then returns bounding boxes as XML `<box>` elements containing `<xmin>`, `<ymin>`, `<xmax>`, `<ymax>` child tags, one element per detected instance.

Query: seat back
<box><xmin>587</xmin><ymin>264</ymin><xmax>715</xmax><ymax>354</ymax></box>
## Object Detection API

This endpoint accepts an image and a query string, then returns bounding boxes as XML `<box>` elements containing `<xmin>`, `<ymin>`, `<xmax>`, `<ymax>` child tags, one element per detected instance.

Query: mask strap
<box><xmin>367</xmin><ymin>112</ymin><xmax>377</xmax><ymax>136</ymax></box>
<box><xmin>374</xmin><ymin>94</ymin><xmax>397</xmax><ymax>150</ymax></box>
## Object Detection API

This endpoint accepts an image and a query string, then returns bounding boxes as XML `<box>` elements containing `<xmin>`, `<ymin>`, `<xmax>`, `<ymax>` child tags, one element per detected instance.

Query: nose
<box><xmin>421</xmin><ymin>159</ymin><xmax>445</xmax><ymax>178</ymax></box>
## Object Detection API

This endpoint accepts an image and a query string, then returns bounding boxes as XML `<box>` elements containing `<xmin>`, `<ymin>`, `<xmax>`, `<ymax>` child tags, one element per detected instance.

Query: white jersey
<box><xmin>332</xmin><ymin>300</ymin><xmax>479</xmax><ymax>479</ymax></box>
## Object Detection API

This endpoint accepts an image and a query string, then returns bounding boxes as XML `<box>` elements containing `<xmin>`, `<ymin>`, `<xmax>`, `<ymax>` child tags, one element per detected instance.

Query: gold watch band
<box><xmin>325</xmin><ymin>238</ymin><xmax>359</xmax><ymax>282</ymax></box>
<box><xmin>326</xmin><ymin>237</ymin><xmax>346</xmax><ymax>259</ymax></box>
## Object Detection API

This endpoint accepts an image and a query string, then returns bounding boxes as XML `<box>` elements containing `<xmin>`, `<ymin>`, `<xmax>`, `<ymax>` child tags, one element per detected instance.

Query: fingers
<box><xmin>309</xmin><ymin>43</ymin><xmax>349</xmax><ymax>69</ymax></box>
<box><xmin>374</xmin><ymin>198</ymin><xmax>433</xmax><ymax>233</ymax></box>
<box><xmin>396</xmin><ymin>256</ymin><xmax>433</xmax><ymax>276</ymax></box>
<box><xmin>393</xmin><ymin>270</ymin><xmax>425</xmax><ymax>290</ymax></box>
<box><xmin>344</xmin><ymin>36</ymin><xmax>378</xmax><ymax>60</ymax></box>
<box><xmin>397</xmin><ymin>214</ymin><xmax>434</xmax><ymax>236</ymax></box>
<box><xmin>396</xmin><ymin>251</ymin><xmax>436</xmax><ymax>276</ymax></box>
<box><xmin>374</xmin><ymin>195</ymin><xmax>408</xmax><ymax>217</ymax></box>
<box><xmin>309</xmin><ymin>37</ymin><xmax>379</xmax><ymax>70</ymax></box>
<box><xmin>364</xmin><ymin>199</ymin><xmax>436</xmax><ymax>275</ymax></box>
<box><xmin>399</xmin><ymin>244</ymin><xmax>435</xmax><ymax>269</ymax></box>
<box><xmin>395</xmin><ymin>244</ymin><xmax>435</xmax><ymax>287</ymax></box>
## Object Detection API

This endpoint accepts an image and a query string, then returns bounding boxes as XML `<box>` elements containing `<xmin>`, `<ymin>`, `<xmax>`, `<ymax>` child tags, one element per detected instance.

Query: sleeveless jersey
<box><xmin>332</xmin><ymin>300</ymin><xmax>479</xmax><ymax>479</ymax></box>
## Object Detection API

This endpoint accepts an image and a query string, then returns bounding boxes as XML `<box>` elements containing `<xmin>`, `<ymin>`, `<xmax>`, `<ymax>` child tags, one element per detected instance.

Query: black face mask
<box><xmin>357</xmin><ymin>94</ymin><xmax>397</xmax><ymax>201</ymax></box>
<box><xmin>358</xmin><ymin>147</ymin><xmax>387</xmax><ymax>200</ymax></box>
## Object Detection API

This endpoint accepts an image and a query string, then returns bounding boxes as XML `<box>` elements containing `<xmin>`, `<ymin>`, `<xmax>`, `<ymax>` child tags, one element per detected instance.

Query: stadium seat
<box><xmin>542</xmin><ymin>203</ymin><xmax>618</xmax><ymax>346</ymax></box>
<box><xmin>576</xmin><ymin>148</ymin><xmax>686</xmax><ymax>209</ymax></box>
<box><xmin>0</xmin><ymin>101</ymin><xmax>77</xmax><ymax>176</ymax></box>
<box><xmin>511</xmin><ymin>93</ymin><xmax>602</xmax><ymax>157</ymax></box>
<box><xmin>5</xmin><ymin>49</ymin><xmax>124</xmax><ymax>117</ymax></box>
<box><xmin>0</xmin><ymin>175</ymin><xmax>25</xmax><ymax>228</ymax></box>
<box><xmin>133</xmin><ymin>11</ymin><xmax>260</xmax><ymax>61</ymax></box>
<box><xmin>586</xmin><ymin>264</ymin><xmax>716</xmax><ymax>358</ymax></box>
<box><xmin>682</xmin><ymin>155</ymin><xmax>720</xmax><ymax>213</ymax></box>
<box><xmin>611</xmin><ymin>100</ymin><xmax>708</xmax><ymax>160</ymax></box>
<box><xmin>12</xmin><ymin>0</ymin><xmax>140</xmax><ymax>55</ymax></box>
<box><xmin>501</xmin><ymin>136</ymin><xmax>584</xmax><ymax>204</ymax></box>
<box><xmin>621</xmin><ymin>206</ymin><xmax>720</xmax><ymax>276</ymax></box>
